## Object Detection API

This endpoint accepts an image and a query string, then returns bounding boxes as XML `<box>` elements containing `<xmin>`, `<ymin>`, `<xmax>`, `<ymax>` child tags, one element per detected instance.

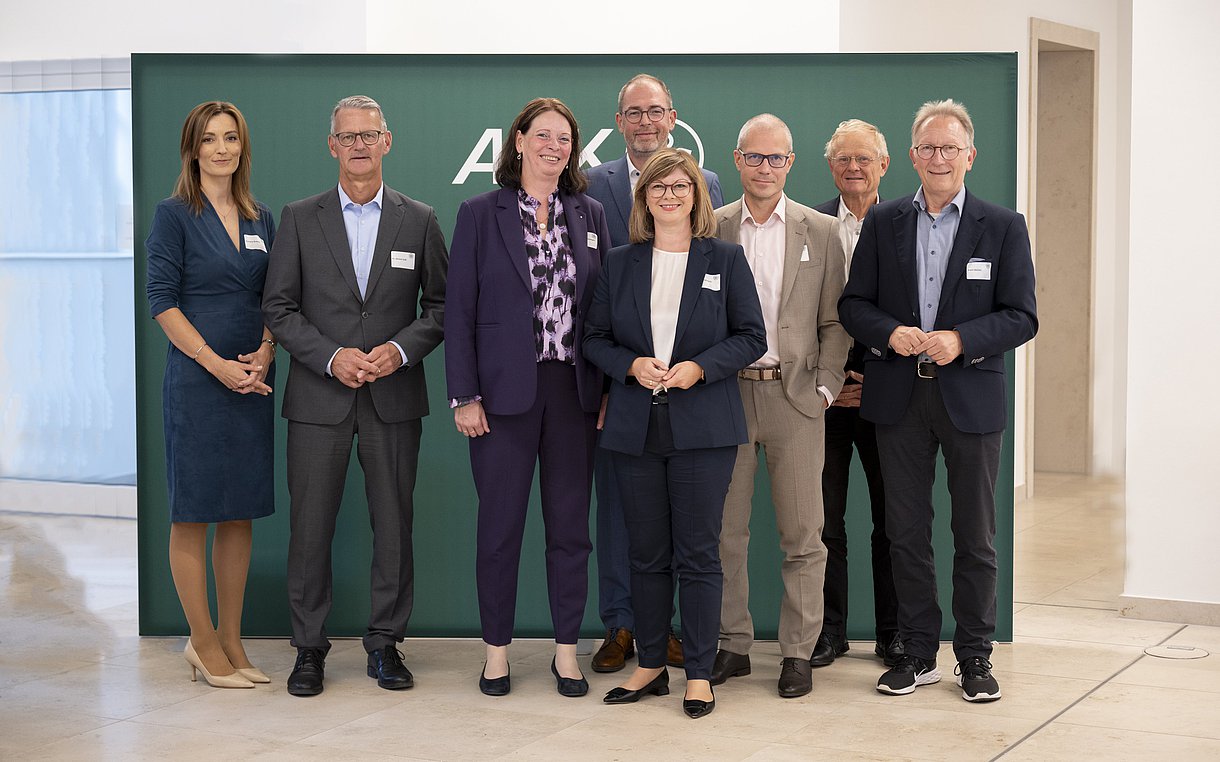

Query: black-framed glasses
<box><xmin>646</xmin><ymin>180</ymin><xmax>692</xmax><ymax>198</ymax></box>
<box><xmin>738</xmin><ymin>151</ymin><xmax>791</xmax><ymax>168</ymax></box>
<box><xmin>621</xmin><ymin>106</ymin><xmax>669</xmax><ymax>124</ymax></box>
<box><xmin>914</xmin><ymin>144</ymin><xmax>965</xmax><ymax>160</ymax></box>
<box><xmin>831</xmin><ymin>154</ymin><xmax>876</xmax><ymax>168</ymax></box>
<box><xmin>332</xmin><ymin>130</ymin><xmax>385</xmax><ymax>147</ymax></box>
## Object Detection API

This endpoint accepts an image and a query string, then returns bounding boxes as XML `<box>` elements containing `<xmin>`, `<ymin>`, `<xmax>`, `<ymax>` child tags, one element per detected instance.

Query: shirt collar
<box><xmin>338</xmin><ymin>183</ymin><xmax>383</xmax><ymax>210</ymax></box>
<box><xmin>740</xmin><ymin>193</ymin><xmax>787</xmax><ymax>228</ymax></box>
<box><xmin>837</xmin><ymin>195</ymin><xmax>878</xmax><ymax>223</ymax></box>
<box><xmin>913</xmin><ymin>184</ymin><xmax>966</xmax><ymax>216</ymax></box>
<box><xmin>518</xmin><ymin>187</ymin><xmax>559</xmax><ymax>210</ymax></box>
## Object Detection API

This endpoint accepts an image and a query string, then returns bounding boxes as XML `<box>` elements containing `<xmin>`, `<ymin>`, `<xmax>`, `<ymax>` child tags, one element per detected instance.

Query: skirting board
<box><xmin>1119</xmin><ymin>595</ymin><xmax>1220</xmax><ymax>627</ymax></box>
<box><xmin>0</xmin><ymin>479</ymin><xmax>136</xmax><ymax>519</ymax></box>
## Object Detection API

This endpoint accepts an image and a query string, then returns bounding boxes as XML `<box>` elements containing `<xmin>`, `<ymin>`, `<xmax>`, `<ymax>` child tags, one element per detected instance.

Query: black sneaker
<box><xmin>876</xmin><ymin>654</ymin><xmax>940</xmax><ymax>695</ymax></box>
<box><xmin>956</xmin><ymin>656</ymin><xmax>1001</xmax><ymax>702</ymax></box>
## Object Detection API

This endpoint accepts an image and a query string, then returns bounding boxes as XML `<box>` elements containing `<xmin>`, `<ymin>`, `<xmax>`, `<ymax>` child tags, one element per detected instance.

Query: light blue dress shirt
<box><xmin>913</xmin><ymin>185</ymin><xmax>966</xmax><ymax>362</ymax></box>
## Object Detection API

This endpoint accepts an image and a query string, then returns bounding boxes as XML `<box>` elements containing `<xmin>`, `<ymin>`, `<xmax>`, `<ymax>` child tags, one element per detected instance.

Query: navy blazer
<box><xmin>586</xmin><ymin>156</ymin><xmax>724</xmax><ymax>248</ymax></box>
<box><xmin>445</xmin><ymin>186</ymin><xmax>611</xmax><ymax>416</ymax></box>
<box><xmin>838</xmin><ymin>190</ymin><xmax>1038</xmax><ymax>434</ymax></box>
<box><xmin>583</xmin><ymin>237</ymin><xmax>767</xmax><ymax>456</ymax></box>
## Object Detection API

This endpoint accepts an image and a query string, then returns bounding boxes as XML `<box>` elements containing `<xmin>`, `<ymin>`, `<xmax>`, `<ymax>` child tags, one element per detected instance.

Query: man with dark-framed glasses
<box><xmin>839</xmin><ymin>99</ymin><xmax>1037</xmax><ymax>703</ymax></box>
<box><xmin>585</xmin><ymin>73</ymin><xmax>724</xmax><ymax>675</ymax></box>
<box><xmin>263</xmin><ymin>94</ymin><xmax>449</xmax><ymax>697</ymax></box>
<box><xmin>711</xmin><ymin>113</ymin><xmax>850</xmax><ymax>698</ymax></box>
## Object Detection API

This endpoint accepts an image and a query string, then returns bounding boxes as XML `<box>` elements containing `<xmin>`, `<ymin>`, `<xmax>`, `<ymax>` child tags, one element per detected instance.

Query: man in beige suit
<box><xmin>710</xmin><ymin>114</ymin><xmax>851</xmax><ymax>698</ymax></box>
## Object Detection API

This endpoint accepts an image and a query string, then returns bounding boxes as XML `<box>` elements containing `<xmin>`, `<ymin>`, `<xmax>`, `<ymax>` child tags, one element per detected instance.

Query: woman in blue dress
<box><xmin>146</xmin><ymin>101</ymin><xmax>277</xmax><ymax>689</ymax></box>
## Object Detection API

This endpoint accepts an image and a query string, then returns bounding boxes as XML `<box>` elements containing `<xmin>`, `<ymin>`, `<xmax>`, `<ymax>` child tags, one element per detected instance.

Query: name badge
<box><xmin>391</xmin><ymin>250</ymin><xmax>416</xmax><ymax>270</ymax></box>
<box><xmin>587</xmin><ymin>232</ymin><xmax>598</xmax><ymax>248</ymax></box>
<box><xmin>702</xmin><ymin>273</ymin><xmax>721</xmax><ymax>291</ymax></box>
<box><xmin>800</xmin><ymin>245</ymin><xmax>810</xmax><ymax>262</ymax></box>
<box><xmin>243</xmin><ymin>234</ymin><xmax>267</xmax><ymax>252</ymax></box>
<box><xmin>966</xmin><ymin>260</ymin><xmax>991</xmax><ymax>280</ymax></box>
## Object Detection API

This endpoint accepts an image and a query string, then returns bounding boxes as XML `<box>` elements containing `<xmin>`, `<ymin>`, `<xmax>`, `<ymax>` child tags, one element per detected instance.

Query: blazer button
<box><xmin>361</xmin><ymin>311</ymin><xmax>370</xmax><ymax>319</ymax></box>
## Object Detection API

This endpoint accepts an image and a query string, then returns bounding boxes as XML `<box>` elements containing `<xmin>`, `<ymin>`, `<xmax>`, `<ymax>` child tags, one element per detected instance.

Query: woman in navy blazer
<box><xmin>445</xmin><ymin>98</ymin><xmax>611</xmax><ymax>698</ymax></box>
<box><xmin>583</xmin><ymin>148</ymin><xmax>767</xmax><ymax>718</ymax></box>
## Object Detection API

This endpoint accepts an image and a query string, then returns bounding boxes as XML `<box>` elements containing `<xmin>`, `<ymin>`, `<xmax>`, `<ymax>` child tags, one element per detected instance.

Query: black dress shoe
<box><xmin>810</xmin><ymin>632</ymin><xmax>848</xmax><ymax>667</ymax></box>
<box><xmin>683</xmin><ymin>688</ymin><xmax>716</xmax><ymax>719</ymax></box>
<box><xmin>875</xmin><ymin>632</ymin><xmax>905</xmax><ymax>668</ymax></box>
<box><xmin>287</xmin><ymin>647</ymin><xmax>326</xmax><ymax>697</ymax></box>
<box><xmin>603</xmin><ymin>669</ymin><xmax>669</xmax><ymax>704</ymax></box>
<box><xmin>551</xmin><ymin>657</ymin><xmax>588</xmax><ymax>697</ymax></box>
<box><xmin>367</xmin><ymin>646</ymin><xmax>414</xmax><ymax>690</ymax></box>
<box><xmin>479</xmin><ymin>663</ymin><xmax>511</xmax><ymax>696</ymax></box>
<box><xmin>709</xmin><ymin>650</ymin><xmax>751</xmax><ymax>686</ymax></box>
<box><xmin>777</xmin><ymin>657</ymin><xmax>812</xmax><ymax>698</ymax></box>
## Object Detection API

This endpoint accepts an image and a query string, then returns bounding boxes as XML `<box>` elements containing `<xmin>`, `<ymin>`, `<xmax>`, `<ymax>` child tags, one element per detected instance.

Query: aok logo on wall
<box><xmin>452</xmin><ymin>120</ymin><xmax>708</xmax><ymax>184</ymax></box>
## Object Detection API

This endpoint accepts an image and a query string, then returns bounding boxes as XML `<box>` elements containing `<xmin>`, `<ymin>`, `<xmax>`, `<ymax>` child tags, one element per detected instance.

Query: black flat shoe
<box><xmin>603</xmin><ymin>669</ymin><xmax>669</xmax><ymax>704</ymax></box>
<box><xmin>479</xmin><ymin>663</ymin><xmax>510</xmax><ymax>696</ymax></box>
<box><xmin>683</xmin><ymin>688</ymin><xmax>716</xmax><ymax>719</ymax></box>
<box><xmin>551</xmin><ymin>657</ymin><xmax>589</xmax><ymax>697</ymax></box>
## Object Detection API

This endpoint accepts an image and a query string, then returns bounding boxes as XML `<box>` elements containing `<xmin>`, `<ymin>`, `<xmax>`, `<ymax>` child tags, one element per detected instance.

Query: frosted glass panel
<box><xmin>0</xmin><ymin>89</ymin><xmax>135</xmax><ymax>484</ymax></box>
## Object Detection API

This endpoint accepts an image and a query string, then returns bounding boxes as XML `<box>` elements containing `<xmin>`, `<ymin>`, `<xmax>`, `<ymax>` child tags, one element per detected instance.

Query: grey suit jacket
<box><xmin>262</xmin><ymin>185</ymin><xmax>448</xmax><ymax>426</ymax></box>
<box><xmin>714</xmin><ymin>197</ymin><xmax>850</xmax><ymax>417</ymax></box>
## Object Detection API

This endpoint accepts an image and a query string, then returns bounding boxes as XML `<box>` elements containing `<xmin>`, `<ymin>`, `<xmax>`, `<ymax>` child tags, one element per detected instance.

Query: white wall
<box><xmin>839</xmin><ymin>1</ymin><xmax>1129</xmax><ymax>484</ymax></box>
<box><xmin>1124</xmin><ymin>0</ymin><xmax>1220</xmax><ymax>605</ymax></box>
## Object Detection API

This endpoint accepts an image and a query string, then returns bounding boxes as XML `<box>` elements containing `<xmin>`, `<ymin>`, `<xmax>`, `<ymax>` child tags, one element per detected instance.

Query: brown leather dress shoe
<box><xmin>666</xmin><ymin>631</ymin><xmax>685</xmax><ymax>667</ymax></box>
<box><xmin>591</xmin><ymin>628</ymin><xmax>634</xmax><ymax>673</ymax></box>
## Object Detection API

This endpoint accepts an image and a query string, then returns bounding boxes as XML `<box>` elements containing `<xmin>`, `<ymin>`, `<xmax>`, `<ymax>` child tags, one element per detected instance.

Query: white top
<box><xmin>739</xmin><ymin>194</ymin><xmax>787</xmax><ymax>367</ymax></box>
<box><xmin>650</xmin><ymin>246</ymin><xmax>689</xmax><ymax>368</ymax></box>
<box><xmin>836</xmin><ymin>195</ymin><xmax>878</xmax><ymax>277</ymax></box>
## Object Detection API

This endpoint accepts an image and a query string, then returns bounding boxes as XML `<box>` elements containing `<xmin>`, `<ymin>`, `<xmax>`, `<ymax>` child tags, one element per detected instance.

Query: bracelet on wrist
<box><xmin>192</xmin><ymin>342</ymin><xmax>208</xmax><ymax>360</ymax></box>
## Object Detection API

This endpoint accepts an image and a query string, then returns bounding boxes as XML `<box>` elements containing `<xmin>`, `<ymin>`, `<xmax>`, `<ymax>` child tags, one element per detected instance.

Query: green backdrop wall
<box><xmin>134</xmin><ymin>52</ymin><xmax>1019</xmax><ymax>642</ymax></box>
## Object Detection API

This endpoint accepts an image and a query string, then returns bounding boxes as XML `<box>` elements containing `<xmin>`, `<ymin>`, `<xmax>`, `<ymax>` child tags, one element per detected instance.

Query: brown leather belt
<box><xmin>739</xmin><ymin>367</ymin><xmax>782</xmax><ymax>381</ymax></box>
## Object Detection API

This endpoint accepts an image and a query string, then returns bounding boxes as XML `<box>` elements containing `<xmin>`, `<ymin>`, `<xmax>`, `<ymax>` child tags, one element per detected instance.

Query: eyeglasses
<box><xmin>646</xmin><ymin>181</ymin><xmax>692</xmax><ymax>198</ymax></box>
<box><xmin>738</xmin><ymin>152</ymin><xmax>791</xmax><ymax>168</ymax></box>
<box><xmin>621</xmin><ymin>106</ymin><xmax>669</xmax><ymax>124</ymax></box>
<box><xmin>831</xmin><ymin>154</ymin><xmax>876</xmax><ymax>168</ymax></box>
<box><xmin>332</xmin><ymin>130</ymin><xmax>385</xmax><ymax>147</ymax></box>
<box><xmin>914</xmin><ymin>144</ymin><xmax>965</xmax><ymax>161</ymax></box>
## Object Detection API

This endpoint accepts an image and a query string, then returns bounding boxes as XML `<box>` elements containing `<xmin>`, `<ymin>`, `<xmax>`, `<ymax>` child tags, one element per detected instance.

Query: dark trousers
<box><xmin>610</xmin><ymin>404</ymin><xmax>737</xmax><ymax>680</ymax></box>
<box><xmin>594</xmin><ymin>445</ymin><xmax>633</xmax><ymax>630</ymax></box>
<box><xmin>286</xmin><ymin>384</ymin><xmax>421</xmax><ymax>653</ymax></box>
<box><xmin>875</xmin><ymin>377</ymin><xmax>1001</xmax><ymax>662</ymax></box>
<box><xmin>470</xmin><ymin>362</ymin><xmax>596</xmax><ymax>646</ymax></box>
<box><xmin>821</xmin><ymin>404</ymin><xmax>898</xmax><ymax>641</ymax></box>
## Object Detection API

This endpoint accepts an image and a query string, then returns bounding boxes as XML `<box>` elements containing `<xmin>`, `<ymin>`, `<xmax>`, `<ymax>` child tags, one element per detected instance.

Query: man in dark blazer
<box><xmin>838</xmin><ymin>100</ymin><xmax>1036</xmax><ymax>704</ymax></box>
<box><xmin>810</xmin><ymin>119</ymin><xmax>903</xmax><ymax>670</ymax></box>
<box><xmin>262</xmin><ymin>95</ymin><xmax>448</xmax><ymax>697</ymax></box>
<box><xmin>584</xmin><ymin>72</ymin><xmax>724</xmax><ymax>672</ymax></box>
<box><xmin>711</xmin><ymin>114</ymin><xmax>849</xmax><ymax>699</ymax></box>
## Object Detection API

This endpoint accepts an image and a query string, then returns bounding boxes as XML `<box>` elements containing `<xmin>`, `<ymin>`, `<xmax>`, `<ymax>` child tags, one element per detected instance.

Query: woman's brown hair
<box><xmin>172</xmin><ymin>101</ymin><xmax>258</xmax><ymax>220</ymax></box>
<box><xmin>628</xmin><ymin>148</ymin><xmax>716</xmax><ymax>243</ymax></box>
<box><xmin>495</xmin><ymin>97</ymin><xmax>588</xmax><ymax>194</ymax></box>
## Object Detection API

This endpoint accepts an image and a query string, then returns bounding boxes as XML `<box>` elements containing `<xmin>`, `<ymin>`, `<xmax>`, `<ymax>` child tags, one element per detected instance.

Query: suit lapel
<box><xmin>562</xmin><ymin>192</ymin><xmax>593</xmax><ymax>307</ymax></box>
<box><xmin>607</xmin><ymin>158</ymin><xmax>633</xmax><ymax>239</ymax></box>
<box><xmin>673</xmin><ymin>238</ymin><xmax>712</xmax><ymax>352</ymax></box>
<box><xmin>630</xmin><ymin>244</ymin><xmax>655</xmax><ymax>354</ymax></box>
<box><xmin>937</xmin><ymin>195</ymin><xmax>985</xmax><ymax>317</ymax></box>
<box><xmin>495</xmin><ymin>188</ymin><xmax>531</xmax><ymax>291</ymax></box>
<box><xmin>317</xmin><ymin>190</ymin><xmax>362</xmax><ymax>302</ymax></box>
<box><xmin>892</xmin><ymin>202</ymin><xmax>920</xmax><ymax>318</ymax></box>
<box><xmin>780</xmin><ymin>205</ymin><xmax>806</xmax><ymax>312</ymax></box>
<box><xmin>363</xmin><ymin>187</ymin><xmax>403</xmax><ymax>303</ymax></box>
<box><xmin>717</xmin><ymin>200</ymin><xmax>743</xmax><ymax>246</ymax></box>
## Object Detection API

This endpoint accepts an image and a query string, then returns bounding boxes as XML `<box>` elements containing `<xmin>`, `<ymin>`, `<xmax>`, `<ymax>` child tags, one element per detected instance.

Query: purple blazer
<box><xmin>445</xmin><ymin>186</ymin><xmax>612</xmax><ymax>416</ymax></box>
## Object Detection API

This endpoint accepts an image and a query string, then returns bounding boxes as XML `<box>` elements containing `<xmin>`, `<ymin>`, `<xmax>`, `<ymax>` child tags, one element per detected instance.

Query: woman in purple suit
<box><xmin>445</xmin><ymin>98</ymin><xmax>612</xmax><ymax>697</ymax></box>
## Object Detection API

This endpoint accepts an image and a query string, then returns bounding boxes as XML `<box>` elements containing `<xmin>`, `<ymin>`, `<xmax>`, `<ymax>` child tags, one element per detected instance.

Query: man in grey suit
<box><xmin>584</xmin><ymin>73</ymin><xmax>724</xmax><ymax>672</ymax></box>
<box><xmin>263</xmin><ymin>95</ymin><xmax>448</xmax><ymax>697</ymax></box>
<box><xmin>710</xmin><ymin>114</ymin><xmax>851</xmax><ymax>698</ymax></box>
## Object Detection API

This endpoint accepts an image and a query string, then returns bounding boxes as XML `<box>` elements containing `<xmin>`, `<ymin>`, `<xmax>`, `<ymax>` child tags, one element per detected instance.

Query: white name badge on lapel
<box><xmin>702</xmin><ymin>273</ymin><xmax>721</xmax><ymax>291</ymax></box>
<box><xmin>966</xmin><ymin>260</ymin><xmax>992</xmax><ymax>280</ymax></box>
<box><xmin>800</xmin><ymin>245</ymin><xmax>810</xmax><ymax>262</ymax></box>
<box><xmin>243</xmin><ymin>234</ymin><xmax>267</xmax><ymax>252</ymax></box>
<box><xmin>587</xmin><ymin>232</ymin><xmax>598</xmax><ymax>248</ymax></box>
<box><xmin>391</xmin><ymin>250</ymin><xmax>417</xmax><ymax>270</ymax></box>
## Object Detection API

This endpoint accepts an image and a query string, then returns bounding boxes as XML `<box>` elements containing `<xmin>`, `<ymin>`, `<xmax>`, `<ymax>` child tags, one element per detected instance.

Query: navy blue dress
<box><xmin>146</xmin><ymin>197</ymin><xmax>276</xmax><ymax>523</ymax></box>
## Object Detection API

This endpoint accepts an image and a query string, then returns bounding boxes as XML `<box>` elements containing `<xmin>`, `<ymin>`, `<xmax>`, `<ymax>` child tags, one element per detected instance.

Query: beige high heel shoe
<box><xmin>185</xmin><ymin>639</ymin><xmax>254</xmax><ymax>688</ymax></box>
<box><xmin>235</xmin><ymin>666</ymin><xmax>270</xmax><ymax>683</ymax></box>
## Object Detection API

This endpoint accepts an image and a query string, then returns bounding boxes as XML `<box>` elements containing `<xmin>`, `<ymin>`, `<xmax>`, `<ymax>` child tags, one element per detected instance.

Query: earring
<box><xmin>517</xmin><ymin>153</ymin><xmax>522</xmax><ymax>160</ymax></box>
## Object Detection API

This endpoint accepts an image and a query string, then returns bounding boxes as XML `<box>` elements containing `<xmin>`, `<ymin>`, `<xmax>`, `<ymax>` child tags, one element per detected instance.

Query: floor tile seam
<box><xmin>990</xmin><ymin>622</ymin><xmax>1188</xmax><ymax>760</ymax></box>
<box><xmin>13</xmin><ymin>716</ymin><xmax>126</xmax><ymax>754</ymax></box>
<box><xmin>1012</xmin><ymin>599</ymin><xmax>1118</xmax><ymax>611</ymax></box>
<box><xmin>1047</xmin><ymin>717</ymin><xmax>1220</xmax><ymax>741</ymax></box>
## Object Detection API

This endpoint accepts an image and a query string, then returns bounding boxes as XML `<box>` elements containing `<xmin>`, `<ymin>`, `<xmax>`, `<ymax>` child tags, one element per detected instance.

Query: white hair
<box><xmin>910</xmin><ymin>99</ymin><xmax>974</xmax><ymax>149</ymax></box>
<box><xmin>823</xmin><ymin>119</ymin><xmax>889</xmax><ymax>159</ymax></box>
<box><xmin>330</xmin><ymin>95</ymin><xmax>388</xmax><ymax>134</ymax></box>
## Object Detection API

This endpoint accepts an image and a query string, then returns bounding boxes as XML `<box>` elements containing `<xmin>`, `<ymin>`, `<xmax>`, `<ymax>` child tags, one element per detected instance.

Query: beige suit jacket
<box><xmin>714</xmin><ymin>197</ymin><xmax>851</xmax><ymax>417</ymax></box>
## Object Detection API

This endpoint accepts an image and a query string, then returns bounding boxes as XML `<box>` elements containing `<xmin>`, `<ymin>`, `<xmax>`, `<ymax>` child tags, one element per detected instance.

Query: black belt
<box><xmin>916</xmin><ymin>361</ymin><xmax>938</xmax><ymax>379</ymax></box>
<box><xmin>651</xmin><ymin>389</ymin><xmax>669</xmax><ymax>405</ymax></box>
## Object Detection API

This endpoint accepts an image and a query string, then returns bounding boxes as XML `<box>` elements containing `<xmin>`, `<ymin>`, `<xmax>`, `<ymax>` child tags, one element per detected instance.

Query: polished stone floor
<box><xmin>2</xmin><ymin>474</ymin><xmax>1217</xmax><ymax>760</ymax></box>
